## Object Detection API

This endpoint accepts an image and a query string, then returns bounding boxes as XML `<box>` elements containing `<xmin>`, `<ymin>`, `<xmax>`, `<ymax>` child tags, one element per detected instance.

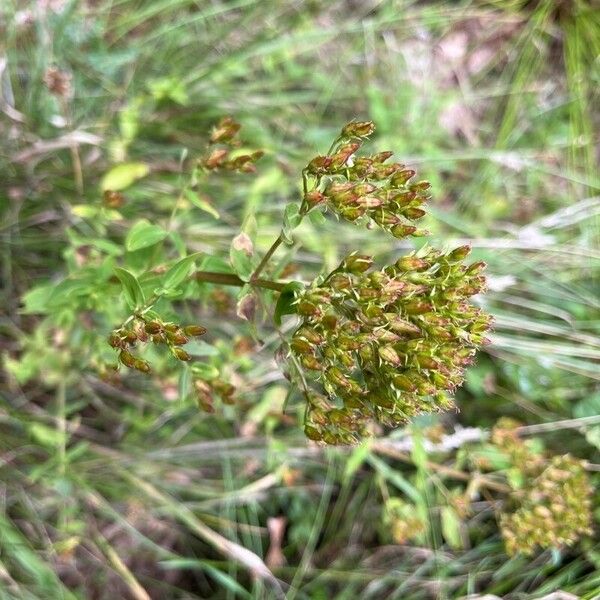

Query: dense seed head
<box><xmin>289</xmin><ymin>246</ymin><xmax>492</xmax><ymax>444</ymax></box>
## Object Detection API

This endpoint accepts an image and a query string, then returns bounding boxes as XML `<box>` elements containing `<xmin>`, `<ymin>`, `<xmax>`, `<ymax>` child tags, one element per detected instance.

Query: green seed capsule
<box><xmin>172</xmin><ymin>348</ymin><xmax>192</xmax><ymax>361</ymax></box>
<box><xmin>184</xmin><ymin>325</ymin><xmax>207</xmax><ymax>337</ymax></box>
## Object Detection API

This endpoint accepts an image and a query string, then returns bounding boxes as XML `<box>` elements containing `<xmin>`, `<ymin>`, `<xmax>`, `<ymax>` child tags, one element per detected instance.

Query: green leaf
<box><xmin>126</xmin><ymin>220</ymin><xmax>168</xmax><ymax>252</ymax></box>
<box><xmin>184</xmin><ymin>188</ymin><xmax>220</xmax><ymax>219</ymax></box>
<box><xmin>191</xmin><ymin>363</ymin><xmax>220</xmax><ymax>380</ymax></box>
<box><xmin>229</xmin><ymin>232</ymin><xmax>254</xmax><ymax>280</ymax></box>
<box><xmin>308</xmin><ymin>208</ymin><xmax>327</xmax><ymax>226</ymax></box>
<box><xmin>162</xmin><ymin>252</ymin><xmax>202</xmax><ymax>291</ymax></box>
<box><xmin>274</xmin><ymin>281</ymin><xmax>304</xmax><ymax>326</ymax></box>
<box><xmin>282</xmin><ymin>202</ymin><xmax>302</xmax><ymax>244</ymax></box>
<box><xmin>101</xmin><ymin>162</ymin><xmax>149</xmax><ymax>191</ymax></box>
<box><xmin>71</xmin><ymin>204</ymin><xmax>99</xmax><ymax>219</ymax></box>
<box><xmin>114</xmin><ymin>267</ymin><xmax>145</xmax><ymax>309</ymax></box>
<box><xmin>46</xmin><ymin>278</ymin><xmax>90</xmax><ymax>310</ymax></box>
<box><xmin>441</xmin><ymin>506</ymin><xmax>463</xmax><ymax>550</ymax></box>
<box><xmin>20</xmin><ymin>284</ymin><xmax>55</xmax><ymax>314</ymax></box>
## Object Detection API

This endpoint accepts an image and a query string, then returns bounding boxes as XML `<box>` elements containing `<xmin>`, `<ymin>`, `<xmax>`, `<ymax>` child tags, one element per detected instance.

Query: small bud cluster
<box><xmin>500</xmin><ymin>455</ymin><xmax>593</xmax><ymax>556</ymax></box>
<box><xmin>193</xmin><ymin>377</ymin><xmax>236</xmax><ymax>413</ymax></box>
<box><xmin>383</xmin><ymin>498</ymin><xmax>427</xmax><ymax>545</ymax></box>
<box><xmin>44</xmin><ymin>66</ymin><xmax>72</xmax><ymax>98</ymax></box>
<box><xmin>303</xmin><ymin>121</ymin><xmax>430</xmax><ymax>238</ymax></box>
<box><xmin>108</xmin><ymin>318</ymin><xmax>207</xmax><ymax>373</ymax></box>
<box><xmin>199</xmin><ymin>117</ymin><xmax>264</xmax><ymax>173</ymax></box>
<box><xmin>290</xmin><ymin>246</ymin><xmax>491</xmax><ymax>444</ymax></box>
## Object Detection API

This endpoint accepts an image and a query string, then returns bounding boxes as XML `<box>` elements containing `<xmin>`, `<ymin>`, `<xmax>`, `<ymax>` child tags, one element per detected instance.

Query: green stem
<box><xmin>250</xmin><ymin>234</ymin><xmax>284</xmax><ymax>282</ymax></box>
<box><xmin>194</xmin><ymin>270</ymin><xmax>286</xmax><ymax>292</ymax></box>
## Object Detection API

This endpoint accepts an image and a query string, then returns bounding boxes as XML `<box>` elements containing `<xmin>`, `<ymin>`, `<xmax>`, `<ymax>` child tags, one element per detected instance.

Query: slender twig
<box><xmin>194</xmin><ymin>269</ymin><xmax>286</xmax><ymax>292</ymax></box>
<box><xmin>250</xmin><ymin>234</ymin><xmax>285</xmax><ymax>282</ymax></box>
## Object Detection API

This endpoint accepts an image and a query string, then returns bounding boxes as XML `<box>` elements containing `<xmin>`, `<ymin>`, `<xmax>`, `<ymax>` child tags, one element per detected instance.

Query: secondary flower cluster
<box><xmin>500</xmin><ymin>455</ymin><xmax>593</xmax><ymax>556</ymax></box>
<box><xmin>199</xmin><ymin>116</ymin><xmax>264</xmax><ymax>173</ymax></box>
<box><xmin>303</xmin><ymin>120</ymin><xmax>430</xmax><ymax>238</ymax></box>
<box><xmin>290</xmin><ymin>246</ymin><xmax>491</xmax><ymax>444</ymax></box>
<box><xmin>491</xmin><ymin>419</ymin><xmax>593</xmax><ymax>555</ymax></box>
<box><xmin>108</xmin><ymin>317</ymin><xmax>207</xmax><ymax>373</ymax></box>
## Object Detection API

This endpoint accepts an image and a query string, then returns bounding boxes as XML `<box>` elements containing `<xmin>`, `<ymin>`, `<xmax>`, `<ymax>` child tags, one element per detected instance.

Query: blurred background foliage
<box><xmin>1</xmin><ymin>0</ymin><xmax>599</xmax><ymax>598</ymax></box>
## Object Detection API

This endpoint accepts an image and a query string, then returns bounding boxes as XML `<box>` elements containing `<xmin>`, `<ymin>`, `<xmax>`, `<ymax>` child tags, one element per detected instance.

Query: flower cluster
<box><xmin>199</xmin><ymin>116</ymin><xmax>264</xmax><ymax>173</ymax></box>
<box><xmin>108</xmin><ymin>317</ymin><xmax>206</xmax><ymax>373</ymax></box>
<box><xmin>290</xmin><ymin>246</ymin><xmax>491</xmax><ymax>444</ymax></box>
<box><xmin>303</xmin><ymin>121</ymin><xmax>430</xmax><ymax>238</ymax></box>
<box><xmin>500</xmin><ymin>455</ymin><xmax>593</xmax><ymax>556</ymax></box>
<box><xmin>193</xmin><ymin>377</ymin><xmax>235</xmax><ymax>413</ymax></box>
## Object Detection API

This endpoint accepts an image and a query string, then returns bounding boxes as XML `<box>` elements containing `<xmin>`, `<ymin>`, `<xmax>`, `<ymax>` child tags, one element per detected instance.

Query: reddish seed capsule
<box><xmin>203</xmin><ymin>148</ymin><xmax>228</xmax><ymax>169</ymax></box>
<box><xmin>404</xmin><ymin>301</ymin><xmax>433</xmax><ymax>315</ymax></box>
<box><xmin>124</xmin><ymin>331</ymin><xmax>137</xmax><ymax>344</ymax></box>
<box><xmin>108</xmin><ymin>333</ymin><xmax>123</xmax><ymax>348</ymax></box>
<box><xmin>297</xmin><ymin>300</ymin><xmax>319</xmax><ymax>316</ymax></box>
<box><xmin>341</xmin><ymin>120</ymin><xmax>375</xmax><ymax>138</ymax></box>
<box><xmin>466</xmin><ymin>261</ymin><xmax>487</xmax><ymax>274</ymax></box>
<box><xmin>372</xmin><ymin>151</ymin><xmax>394</xmax><ymax>164</ymax></box>
<box><xmin>212</xmin><ymin>380</ymin><xmax>235</xmax><ymax>398</ymax></box>
<box><xmin>305</xmin><ymin>425</ymin><xmax>323</xmax><ymax>441</ymax></box>
<box><xmin>209</xmin><ymin>116</ymin><xmax>241</xmax><ymax>144</ymax></box>
<box><xmin>395</xmin><ymin>256</ymin><xmax>429</xmax><ymax>271</ymax></box>
<box><xmin>391</xmin><ymin>224</ymin><xmax>417</xmax><ymax>238</ymax></box>
<box><xmin>144</xmin><ymin>321</ymin><xmax>162</xmax><ymax>334</ymax></box>
<box><xmin>306</xmin><ymin>155</ymin><xmax>333</xmax><ymax>175</ymax></box>
<box><xmin>103</xmin><ymin>190</ymin><xmax>125</xmax><ymax>208</ymax></box>
<box><xmin>166</xmin><ymin>329</ymin><xmax>188</xmax><ymax>345</ymax></box>
<box><xmin>448</xmin><ymin>245</ymin><xmax>471</xmax><ymax>262</ymax></box>
<box><xmin>403</xmin><ymin>207</ymin><xmax>427</xmax><ymax>220</ymax></box>
<box><xmin>390</xmin><ymin>169</ymin><xmax>416</xmax><ymax>187</ymax></box>
<box><xmin>305</xmin><ymin>190</ymin><xmax>325</xmax><ymax>208</ymax></box>
<box><xmin>409</xmin><ymin>180</ymin><xmax>431</xmax><ymax>192</ymax></box>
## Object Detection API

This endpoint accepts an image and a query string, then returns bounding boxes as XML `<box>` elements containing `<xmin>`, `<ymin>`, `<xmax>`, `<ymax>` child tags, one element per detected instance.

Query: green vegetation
<box><xmin>1</xmin><ymin>1</ymin><xmax>598</xmax><ymax>598</ymax></box>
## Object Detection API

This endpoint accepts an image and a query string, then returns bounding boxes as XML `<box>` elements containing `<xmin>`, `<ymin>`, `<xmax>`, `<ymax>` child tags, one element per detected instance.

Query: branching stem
<box><xmin>194</xmin><ymin>270</ymin><xmax>286</xmax><ymax>292</ymax></box>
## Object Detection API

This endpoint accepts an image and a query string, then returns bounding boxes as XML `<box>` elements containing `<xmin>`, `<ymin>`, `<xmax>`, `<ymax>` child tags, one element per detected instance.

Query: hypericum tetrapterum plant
<box><xmin>108</xmin><ymin>118</ymin><xmax>492</xmax><ymax>443</ymax></box>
